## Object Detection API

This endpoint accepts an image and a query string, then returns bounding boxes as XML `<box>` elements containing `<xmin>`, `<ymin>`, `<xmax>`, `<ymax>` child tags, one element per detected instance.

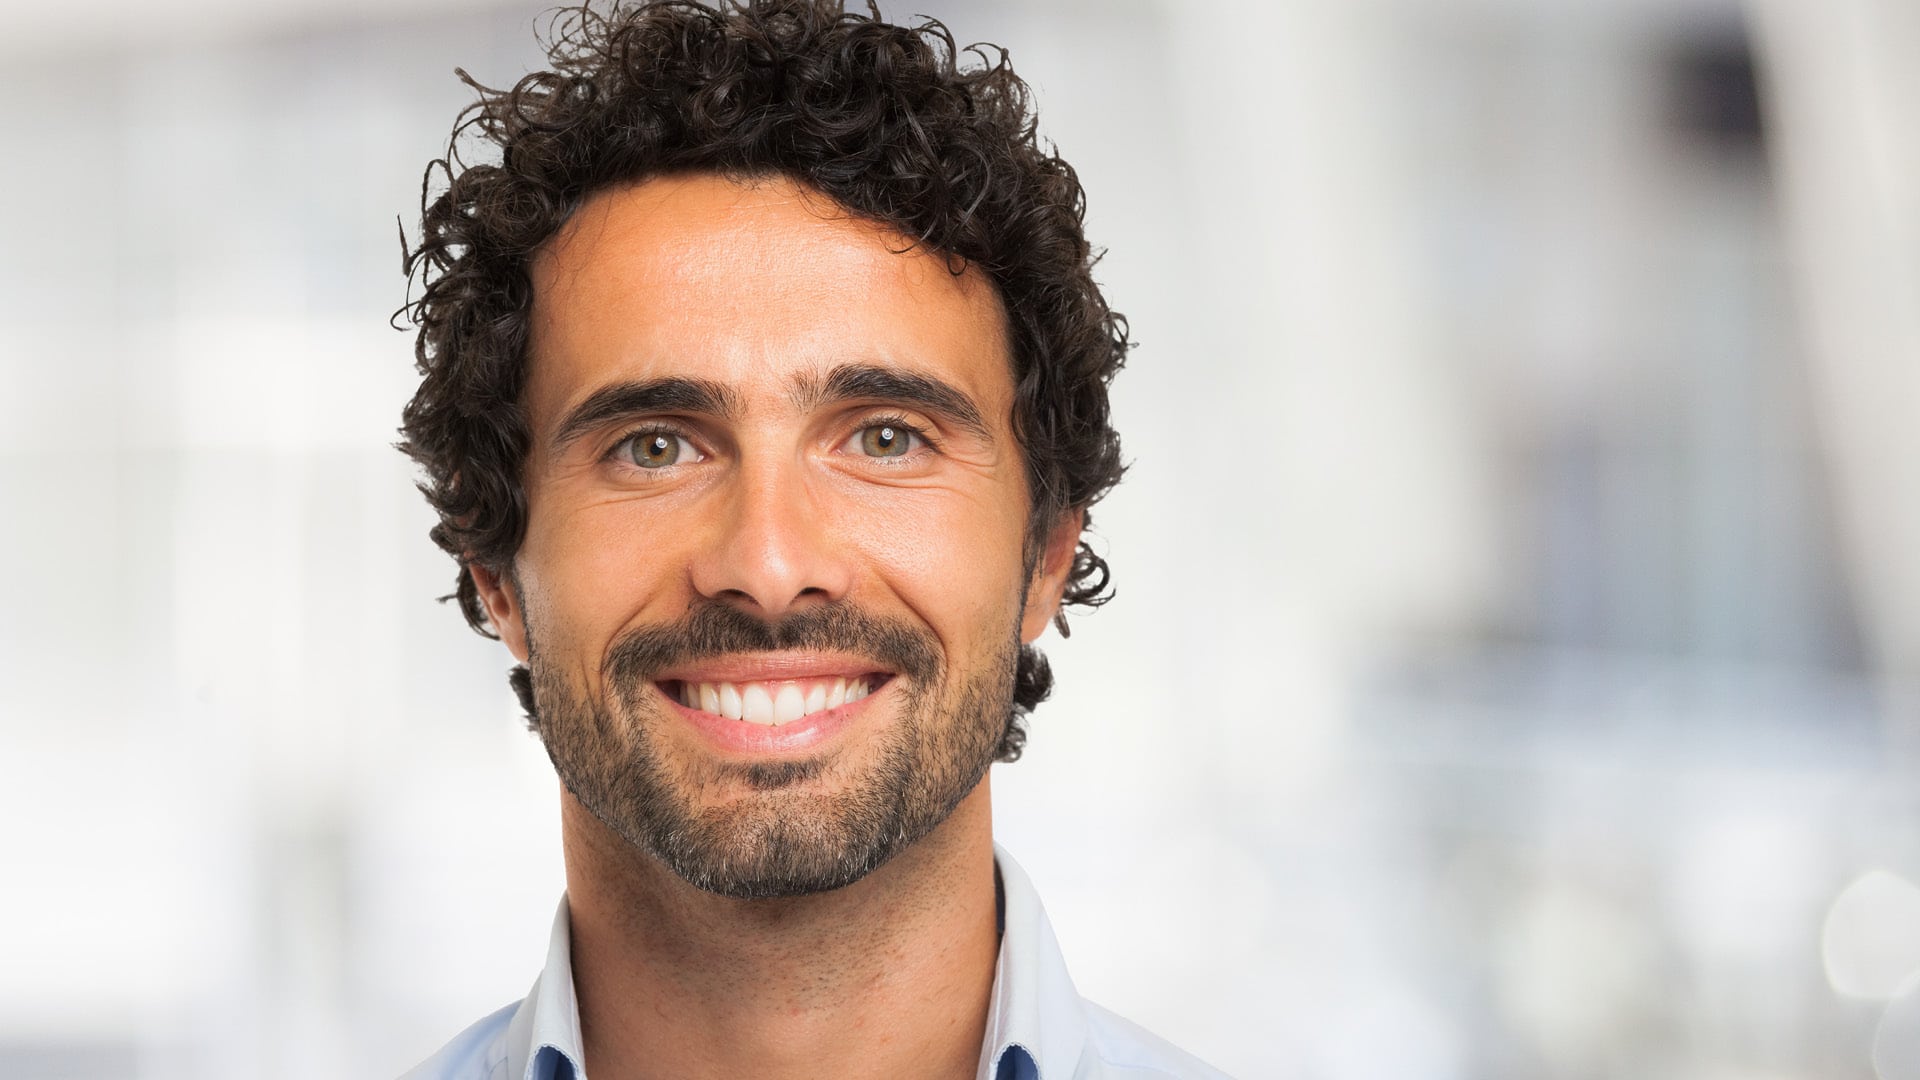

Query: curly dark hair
<box><xmin>398</xmin><ymin>0</ymin><xmax>1128</xmax><ymax>761</ymax></box>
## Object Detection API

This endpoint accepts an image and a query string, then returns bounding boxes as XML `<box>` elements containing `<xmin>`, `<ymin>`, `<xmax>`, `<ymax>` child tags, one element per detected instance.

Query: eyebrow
<box><xmin>550</xmin><ymin>377</ymin><xmax>740</xmax><ymax>453</ymax></box>
<box><xmin>796</xmin><ymin>363</ymin><xmax>992</xmax><ymax>442</ymax></box>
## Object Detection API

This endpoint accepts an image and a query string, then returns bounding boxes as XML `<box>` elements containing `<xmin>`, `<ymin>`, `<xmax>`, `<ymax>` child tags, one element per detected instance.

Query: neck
<box><xmin>559</xmin><ymin>780</ymin><xmax>1000</xmax><ymax>1080</ymax></box>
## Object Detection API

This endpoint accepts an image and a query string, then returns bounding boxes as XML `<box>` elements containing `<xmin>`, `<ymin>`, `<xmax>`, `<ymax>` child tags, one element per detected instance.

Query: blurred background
<box><xmin>1</xmin><ymin>0</ymin><xmax>1916</xmax><ymax>1076</ymax></box>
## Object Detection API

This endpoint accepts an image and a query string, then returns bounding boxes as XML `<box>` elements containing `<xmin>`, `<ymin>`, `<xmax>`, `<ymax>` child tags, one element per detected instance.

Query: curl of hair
<box><xmin>398</xmin><ymin>0</ymin><xmax>1129</xmax><ymax>762</ymax></box>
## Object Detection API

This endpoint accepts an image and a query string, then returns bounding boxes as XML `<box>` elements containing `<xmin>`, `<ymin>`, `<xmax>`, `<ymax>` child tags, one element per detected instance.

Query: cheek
<box><xmin>516</xmin><ymin>496</ymin><xmax>693</xmax><ymax>658</ymax></box>
<box><xmin>836</xmin><ymin>483</ymin><xmax>1030</xmax><ymax>638</ymax></box>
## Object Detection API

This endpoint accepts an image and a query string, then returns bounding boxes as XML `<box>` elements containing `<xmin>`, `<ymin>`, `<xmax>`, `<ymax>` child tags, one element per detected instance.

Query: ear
<box><xmin>469</xmin><ymin>561</ymin><xmax>531</xmax><ymax>662</ymax></box>
<box><xmin>1019</xmin><ymin>509</ymin><xmax>1085</xmax><ymax>644</ymax></box>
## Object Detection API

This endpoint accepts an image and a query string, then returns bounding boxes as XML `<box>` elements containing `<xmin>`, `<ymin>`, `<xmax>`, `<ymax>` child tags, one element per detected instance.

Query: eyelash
<box><xmin>853</xmin><ymin>413</ymin><xmax>936</xmax><ymax>457</ymax></box>
<box><xmin>604</xmin><ymin>423</ymin><xmax>701</xmax><ymax>468</ymax></box>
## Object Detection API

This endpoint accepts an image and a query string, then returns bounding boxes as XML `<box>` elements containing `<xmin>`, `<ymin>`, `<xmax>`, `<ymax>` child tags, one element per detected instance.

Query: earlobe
<box><xmin>1019</xmin><ymin>509</ymin><xmax>1084</xmax><ymax>644</ymax></box>
<box><xmin>469</xmin><ymin>561</ymin><xmax>531</xmax><ymax>662</ymax></box>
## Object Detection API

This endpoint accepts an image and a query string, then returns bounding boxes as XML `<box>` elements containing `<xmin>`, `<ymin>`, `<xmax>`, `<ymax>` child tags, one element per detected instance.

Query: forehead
<box><xmin>525</xmin><ymin>173</ymin><xmax>1012</xmax><ymax>424</ymax></box>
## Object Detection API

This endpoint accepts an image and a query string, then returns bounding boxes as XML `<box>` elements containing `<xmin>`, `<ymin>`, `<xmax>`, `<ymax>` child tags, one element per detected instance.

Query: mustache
<box><xmin>603</xmin><ymin>600</ymin><xmax>943</xmax><ymax>691</ymax></box>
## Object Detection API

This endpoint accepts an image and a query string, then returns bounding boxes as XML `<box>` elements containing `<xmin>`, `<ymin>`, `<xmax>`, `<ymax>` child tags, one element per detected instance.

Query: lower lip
<box><xmin>661</xmin><ymin>683</ymin><xmax>883</xmax><ymax>755</ymax></box>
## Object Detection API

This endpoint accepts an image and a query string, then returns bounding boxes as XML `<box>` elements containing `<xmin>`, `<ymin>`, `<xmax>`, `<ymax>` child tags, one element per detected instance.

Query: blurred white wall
<box><xmin>1</xmin><ymin>1</ymin><xmax>1915</xmax><ymax>1078</ymax></box>
<box><xmin>1753</xmin><ymin>0</ymin><xmax>1920</xmax><ymax>679</ymax></box>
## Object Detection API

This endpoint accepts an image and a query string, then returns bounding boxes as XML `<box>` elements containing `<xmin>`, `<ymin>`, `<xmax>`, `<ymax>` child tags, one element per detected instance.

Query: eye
<box><xmin>850</xmin><ymin>421</ymin><xmax>924</xmax><ymax>459</ymax></box>
<box><xmin>614</xmin><ymin>430</ymin><xmax>700</xmax><ymax>469</ymax></box>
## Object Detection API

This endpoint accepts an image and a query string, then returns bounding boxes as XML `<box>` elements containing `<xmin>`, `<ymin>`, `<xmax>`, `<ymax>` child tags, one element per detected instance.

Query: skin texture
<box><xmin>470</xmin><ymin>173</ymin><xmax>1081</xmax><ymax>1080</ymax></box>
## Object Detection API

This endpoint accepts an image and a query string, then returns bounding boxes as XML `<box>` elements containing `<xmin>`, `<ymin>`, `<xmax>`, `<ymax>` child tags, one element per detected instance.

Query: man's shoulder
<box><xmin>397</xmin><ymin>1001</ymin><xmax>519</xmax><ymax>1080</ymax></box>
<box><xmin>1076</xmin><ymin>999</ymin><xmax>1236</xmax><ymax>1080</ymax></box>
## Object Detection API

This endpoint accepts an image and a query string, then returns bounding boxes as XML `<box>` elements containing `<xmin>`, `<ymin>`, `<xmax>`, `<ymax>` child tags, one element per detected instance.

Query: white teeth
<box><xmin>741</xmin><ymin>683</ymin><xmax>775</xmax><ymax>725</ymax></box>
<box><xmin>773</xmin><ymin>684</ymin><xmax>806</xmax><ymax>725</ymax></box>
<box><xmin>679</xmin><ymin>676</ymin><xmax>880</xmax><ymax>726</ymax></box>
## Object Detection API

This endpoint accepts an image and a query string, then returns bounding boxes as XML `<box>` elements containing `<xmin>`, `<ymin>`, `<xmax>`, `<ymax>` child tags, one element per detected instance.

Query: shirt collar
<box><xmin>979</xmin><ymin>843</ymin><xmax>1089</xmax><ymax>1080</ymax></box>
<box><xmin>504</xmin><ymin>898</ymin><xmax>586</xmax><ymax>1080</ymax></box>
<box><xmin>503</xmin><ymin>844</ymin><xmax>1088</xmax><ymax>1080</ymax></box>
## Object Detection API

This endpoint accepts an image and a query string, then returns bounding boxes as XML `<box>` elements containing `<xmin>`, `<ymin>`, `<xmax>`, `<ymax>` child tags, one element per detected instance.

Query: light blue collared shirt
<box><xmin>401</xmin><ymin>846</ymin><xmax>1230</xmax><ymax>1079</ymax></box>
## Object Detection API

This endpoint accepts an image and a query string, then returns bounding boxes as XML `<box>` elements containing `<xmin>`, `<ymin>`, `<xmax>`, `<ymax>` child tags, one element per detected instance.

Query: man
<box><xmin>397</xmin><ymin>2</ymin><xmax>1226</xmax><ymax>1077</ymax></box>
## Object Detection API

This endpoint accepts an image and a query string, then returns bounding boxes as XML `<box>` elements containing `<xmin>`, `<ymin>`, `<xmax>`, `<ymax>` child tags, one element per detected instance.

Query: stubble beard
<box><xmin>525</xmin><ymin>601</ymin><xmax>1017</xmax><ymax>900</ymax></box>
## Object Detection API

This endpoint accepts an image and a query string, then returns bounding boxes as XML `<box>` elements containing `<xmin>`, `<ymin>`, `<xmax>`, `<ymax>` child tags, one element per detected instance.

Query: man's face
<box><xmin>473</xmin><ymin>173</ymin><xmax>1077</xmax><ymax>899</ymax></box>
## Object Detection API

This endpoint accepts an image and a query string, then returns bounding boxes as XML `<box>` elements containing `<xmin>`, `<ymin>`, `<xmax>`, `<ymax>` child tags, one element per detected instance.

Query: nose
<box><xmin>687</xmin><ymin>457</ymin><xmax>852</xmax><ymax>619</ymax></box>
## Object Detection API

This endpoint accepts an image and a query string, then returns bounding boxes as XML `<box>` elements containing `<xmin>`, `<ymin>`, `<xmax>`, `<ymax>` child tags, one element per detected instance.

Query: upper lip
<box><xmin>651</xmin><ymin>652</ymin><xmax>894</xmax><ymax>684</ymax></box>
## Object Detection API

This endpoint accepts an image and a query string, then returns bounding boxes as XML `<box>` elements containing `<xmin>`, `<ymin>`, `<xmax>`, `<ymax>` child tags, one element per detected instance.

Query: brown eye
<box><xmin>623</xmin><ymin>432</ymin><xmax>689</xmax><ymax>469</ymax></box>
<box><xmin>859</xmin><ymin>424</ymin><xmax>916</xmax><ymax>458</ymax></box>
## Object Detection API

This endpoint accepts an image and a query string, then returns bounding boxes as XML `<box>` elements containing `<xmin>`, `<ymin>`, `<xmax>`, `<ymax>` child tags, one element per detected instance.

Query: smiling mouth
<box><xmin>662</xmin><ymin>674</ymin><xmax>889</xmax><ymax>726</ymax></box>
